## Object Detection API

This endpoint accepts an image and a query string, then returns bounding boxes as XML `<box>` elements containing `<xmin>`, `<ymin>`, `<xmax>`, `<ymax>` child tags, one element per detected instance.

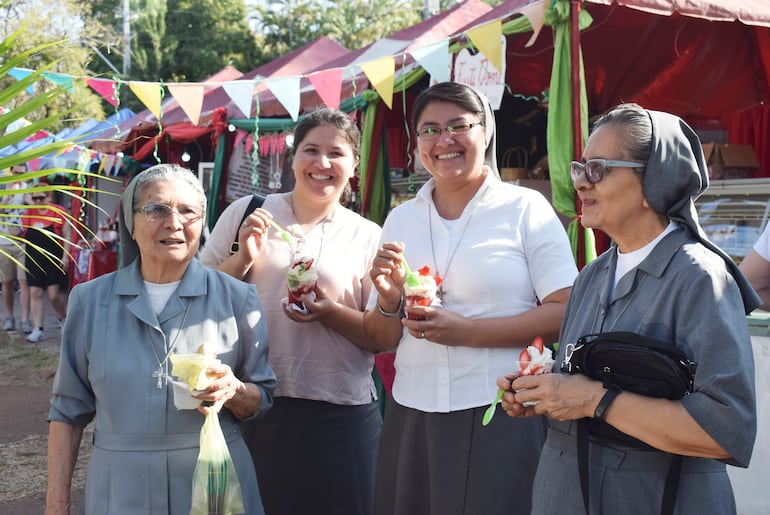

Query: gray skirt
<box><xmin>373</xmin><ymin>400</ymin><xmax>547</xmax><ymax>515</ymax></box>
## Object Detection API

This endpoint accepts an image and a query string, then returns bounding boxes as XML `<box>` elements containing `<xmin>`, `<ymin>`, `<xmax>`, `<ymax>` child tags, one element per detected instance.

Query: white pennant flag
<box><xmin>223</xmin><ymin>80</ymin><xmax>257</xmax><ymax>118</ymax></box>
<box><xmin>266</xmin><ymin>77</ymin><xmax>301</xmax><ymax>121</ymax></box>
<box><xmin>410</xmin><ymin>39</ymin><xmax>450</xmax><ymax>85</ymax></box>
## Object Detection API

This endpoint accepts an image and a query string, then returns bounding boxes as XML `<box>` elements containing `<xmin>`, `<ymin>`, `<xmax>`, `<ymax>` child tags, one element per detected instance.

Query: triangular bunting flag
<box><xmin>520</xmin><ymin>0</ymin><xmax>548</xmax><ymax>47</ymax></box>
<box><xmin>222</xmin><ymin>80</ymin><xmax>257</xmax><ymax>118</ymax></box>
<box><xmin>8</xmin><ymin>68</ymin><xmax>35</xmax><ymax>94</ymax></box>
<box><xmin>42</xmin><ymin>72</ymin><xmax>75</xmax><ymax>92</ymax></box>
<box><xmin>266</xmin><ymin>77</ymin><xmax>301</xmax><ymax>121</ymax></box>
<box><xmin>410</xmin><ymin>40</ymin><xmax>450</xmax><ymax>85</ymax></box>
<box><xmin>87</xmin><ymin>78</ymin><xmax>118</xmax><ymax>106</ymax></box>
<box><xmin>466</xmin><ymin>20</ymin><xmax>503</xmax><ymax>73</ymax></box>
<box><xmin>167</xmin><ymin>83</ymin><xmax>205</xmax><ymax>125</ymax></box>
<box><xmin>128</xmin><ymin>81</ymin><xmax>163</xmax><ymax>120</ymax></box>
<box><xmin>307</xmin><ymin>68</ymin><xmax>343</xmax><ymax>110</ymax></box>
<box><xmin>360</xmin><ymin>56</ymin><xmax>395</xmax><ymax>109</ymax></box>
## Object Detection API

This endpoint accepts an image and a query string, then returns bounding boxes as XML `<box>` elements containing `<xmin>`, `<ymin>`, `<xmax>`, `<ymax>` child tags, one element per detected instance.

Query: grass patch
<box><xmin>7</xmin><ymin>340</ymin><xmax>58</xmax><ymax>369</ymax></box>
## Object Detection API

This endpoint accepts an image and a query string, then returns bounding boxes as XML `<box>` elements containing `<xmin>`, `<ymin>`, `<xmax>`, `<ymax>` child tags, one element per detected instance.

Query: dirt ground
<box><xmin>0</xmin><ymin>297</ymin><xmax>90</xmax><ymax>514</ymax></box>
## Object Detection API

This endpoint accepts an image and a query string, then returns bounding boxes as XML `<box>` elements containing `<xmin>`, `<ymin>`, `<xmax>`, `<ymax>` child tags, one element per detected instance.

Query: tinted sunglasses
<box><xmin>570</xmin><ymin>159</ymin><xmax>646</xmax><ymax>184</ymax></box>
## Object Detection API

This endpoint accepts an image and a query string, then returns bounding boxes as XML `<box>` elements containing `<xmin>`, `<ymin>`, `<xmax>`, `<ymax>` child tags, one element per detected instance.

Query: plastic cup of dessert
<box><xmin>288</xmin><ymin>278</ymin><xmax>317</xmax><ymax>309</ymax></box>
<box><xmin>287</xmin><ymin>258</ymin><xmax>318</xmax><ymax>310</ymax></box>
<box><xmin>404</xmin><ymin>285</ymin><xmax>436</xmax><ymax>321</ymax></box>
<box><xmin>514</xmin><ymin>360</ymin><xmax>553</xmax><ymax>407</ymax></box>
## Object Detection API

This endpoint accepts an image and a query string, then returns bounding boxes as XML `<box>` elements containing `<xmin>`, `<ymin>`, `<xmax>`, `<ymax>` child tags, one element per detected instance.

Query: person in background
<box><xmin>21</xmin><ymin>188</ymin><xmax>71</xmax><ymax>342</ymax></box>
<box><xmin>46</xmin><ymin>163</ymin><xmax>275</xmax><ymax>515</ymax></box>
<box><xmin>738</xmin><ymin>224</ymin><xmax>770</xmax><ymax>310</ymax></box>
<box><xmin>498</xmin><ymin>103</ymin><xmax>757</xmax><ymax>514</ymax></box>
<box><xmin>200</xmin><ymin>108</ymin><xmax>382</xmax><ymax>515</ymax></box>
<box><xmin>364</xmin><ymin>81</ymin><xmax>577</xmax><ymax>515</ymax></box>
<box><xmin>0</xmin><ymin>163</ymin><xmax>32</xmax><ymax>333</ymax></box>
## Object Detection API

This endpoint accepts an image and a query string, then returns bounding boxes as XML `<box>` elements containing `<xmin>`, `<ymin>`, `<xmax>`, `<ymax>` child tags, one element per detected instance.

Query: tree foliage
<box><xmin>253</xmin><ymin>0</ymin><xmax>425</xmax><ymax>62</ymax></box>
<box><xmin>86</xmin><ymin>0</ymin><xmax>260</xmax><ymax>83</ymax></box>
<box><xmin>0</xmin><ymin>0</ymin><xmax>107</xmax><ymax>131</ymax></box>
<box><xmin>0</xmin><ymin>10</ymin><xmax>107</xmax><ymax>248</ymax></box>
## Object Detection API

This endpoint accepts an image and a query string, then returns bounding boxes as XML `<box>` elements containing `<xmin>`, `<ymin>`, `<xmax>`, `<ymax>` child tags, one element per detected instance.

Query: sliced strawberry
<box><xmin>519</xmin><ymin>348</ymin><xmax>531</xmax><ymax>375</ymax></box>
<box><xmin>418</xmin><ymin>265</ymin><xmax>432</xmax><ymax>276</ymax></box>
<box><xmin>531</xmin><ymin>336</ymin><xmax>544</xmax><ymax>353</ymax></box>
<box><xmin>527</xmin><ymin>364</ymin><xmax>544</xmax><ymax>376</ymax></box>
<box><xmin>434</xmin><ymin>275</ymin><xmax>442</xmax><ymax>286</ymax></box>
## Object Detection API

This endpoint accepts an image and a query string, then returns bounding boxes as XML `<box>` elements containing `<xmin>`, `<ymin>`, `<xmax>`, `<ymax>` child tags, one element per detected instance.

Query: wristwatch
<box><xmin>594</xmin><ymin>384</ymin><xmax>622</xmax><ymax>421</ymax></box>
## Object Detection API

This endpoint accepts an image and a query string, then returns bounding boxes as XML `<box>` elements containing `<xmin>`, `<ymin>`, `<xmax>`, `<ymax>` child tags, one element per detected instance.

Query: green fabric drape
<box><xmin>545</xmin><ymin>0</ymin><xmax>595</xmax><ymax>264</ymax></box>
<box><xmin>207</xmin><ymin>134</ymin><xmax>227</xmax><ymax>230</ymax></box>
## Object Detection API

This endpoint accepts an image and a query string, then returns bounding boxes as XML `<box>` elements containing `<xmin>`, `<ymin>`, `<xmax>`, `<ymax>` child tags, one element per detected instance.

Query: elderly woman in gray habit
<box><xmin>46</xmin><ymin>163</ymin><xmax>276</xmax><ymax>515</ymax></box>
<box><xmin>498</xmin><ymin>103</ymin><xmax>758</xmax><ymax>515</ymax></box>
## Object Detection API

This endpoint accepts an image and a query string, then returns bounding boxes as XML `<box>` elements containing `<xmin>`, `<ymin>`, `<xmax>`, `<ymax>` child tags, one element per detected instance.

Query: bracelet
<box><xmin>593</xmin><ymin>384</ymin><xmax>622</xmax><ymax>421</ymax></box>
<box><xmin>376</xmin><ymin>294</ymin><xmax>404</xmax><ymax>318</ymax></box>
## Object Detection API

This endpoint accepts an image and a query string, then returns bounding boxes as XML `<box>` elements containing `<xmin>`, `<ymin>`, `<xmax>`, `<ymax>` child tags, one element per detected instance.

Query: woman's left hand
<box><xmin>281</xmin><ymin>285</ymin><xmax>334</xmax><ymax>323</ymax></box>
<box><xmin>194</xmin><ymin>363</ymin><xmax>244</xmax><ymax>415</ymax></box>
<box><xmin>402</xmin><ymin>305</ymin><xmax>472</xmax><ymax>345</ymax></box>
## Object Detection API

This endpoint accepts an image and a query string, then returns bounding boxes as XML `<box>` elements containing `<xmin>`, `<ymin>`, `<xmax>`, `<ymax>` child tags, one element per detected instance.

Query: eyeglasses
<box><xmin>416</xmin><ymin>122</ymin><xmax>483</xmax><ymax>141</ymax></box>
<box><xmin>134</xmin><ymin>203</ymin><xmax>203</xmax><ymax>223</ymax></box>
<box><xmin>570</xmin><ymin>159</ymin><xmax>646</xmax><ymax>184</ymax></box>
<box><xmin>31</xmin><ymin>196</ymin><xmax>46</xmax><ymax>201</ymax></box>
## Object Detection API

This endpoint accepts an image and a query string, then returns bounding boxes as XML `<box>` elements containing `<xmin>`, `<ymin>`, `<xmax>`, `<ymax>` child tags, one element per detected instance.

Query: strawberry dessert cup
<box><xmin>516</xmin><ymin>337</ymin><xmax>555</xmax><ymax>406</ymax></box>
<box><xmin>287</xmin><ymin>257</ymin><xmax>317</xmax><ymax>310</ymax></box>
<box><xmin>404</xmin><ymin>266</ymin><xmax>442</xmax><ymax>321</ymax></box>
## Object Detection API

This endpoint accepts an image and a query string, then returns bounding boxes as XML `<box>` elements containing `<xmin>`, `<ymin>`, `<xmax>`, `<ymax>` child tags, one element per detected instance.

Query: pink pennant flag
<box><xmin>307</xmin><ymin>68</ymin><xmax>343</xmax><ymax>110</ymax></box>
<box><xmin>87</xmin><ymin>78</ymin><xmax>118</xmax><ymax>106</ymax></box>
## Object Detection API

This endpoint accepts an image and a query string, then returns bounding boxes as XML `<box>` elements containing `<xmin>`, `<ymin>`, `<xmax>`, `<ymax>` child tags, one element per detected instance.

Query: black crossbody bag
<box><xmin>561</xmin><ymin>331</ymin><xmax>697</xmax><ymax>515</ymax></box>
<box><xmin>229</xmin><ymin>194</ymin><xmax>265</xmax><ymax>254</ymax></box>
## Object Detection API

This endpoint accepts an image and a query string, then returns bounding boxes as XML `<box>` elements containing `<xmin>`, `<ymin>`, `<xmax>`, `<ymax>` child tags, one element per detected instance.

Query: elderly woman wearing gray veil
<box><xmin>45</xmin><ymin>164</ymin><xmax>276</xmax><ymax>515</ymax></box>
<box><xmin>364</xmin><ymin>81</ymin><xmax>578</xmax><ymax>514</ymax></box>
<box><xmin>498</xmin><ymin>104</ymin><xmax>758</xmax><ymax>515</ymax></box>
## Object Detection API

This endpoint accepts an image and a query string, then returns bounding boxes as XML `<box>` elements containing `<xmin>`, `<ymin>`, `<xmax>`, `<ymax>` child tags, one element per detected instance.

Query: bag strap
<box><xmin>229</xmin><ymin>194</ymin><xmax>266</xmax><ymax>254</ymax></box>
<box><xmin>577</xmin><ymin>418</ymin><xmax>683</xmax><ymax>515</ymax></box>
<box><xmin>661</xmin><ymin>455</ymin><xmax>683</xmax><ymax>515</ymax></box>
<box><xmin>577</xmin><ymin>419</ymin><xmax>591</xmax><ymax>514</ymax></box>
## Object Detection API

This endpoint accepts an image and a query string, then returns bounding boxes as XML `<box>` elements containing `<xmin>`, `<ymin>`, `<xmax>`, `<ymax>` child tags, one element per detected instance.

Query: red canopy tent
<box><xmin>476</xmin><ymin>0</ymin><xmax>770</xmax><ymax>173</ymax></box>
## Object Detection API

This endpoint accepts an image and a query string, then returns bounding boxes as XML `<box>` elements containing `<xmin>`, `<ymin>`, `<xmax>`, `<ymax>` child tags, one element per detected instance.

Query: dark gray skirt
<box><xmin>243</xmin><ymin>397</ymin><xmax>382</xmax><ymax>515</ymax></box>
<box><xmin>373</xmin><ymin>400</ymin><xmax>547</xmax><ymax>515</ymax></box>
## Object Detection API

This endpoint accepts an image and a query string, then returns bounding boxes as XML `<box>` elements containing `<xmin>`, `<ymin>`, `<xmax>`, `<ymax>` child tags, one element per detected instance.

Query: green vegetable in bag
<box><xmin>190</xmin><ymin>409</ymin><xmax>244</xmax><ymax>515</ymax></box>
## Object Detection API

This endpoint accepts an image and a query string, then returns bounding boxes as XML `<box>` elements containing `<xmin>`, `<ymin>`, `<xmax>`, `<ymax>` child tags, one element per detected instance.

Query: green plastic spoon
<box><xmin>482</xmin><ymin>388</ymin><xmax>505</xmax><ymax>426</ymax></box>
<box><xmin>268</xmin><ymin>218</ymin><xmax>293</xmax><ymax>244</ymax></box>
<box><xmin>401</xmin><ymin>256</ymin><xmax>421</xmax><ymax>287</ymax></box>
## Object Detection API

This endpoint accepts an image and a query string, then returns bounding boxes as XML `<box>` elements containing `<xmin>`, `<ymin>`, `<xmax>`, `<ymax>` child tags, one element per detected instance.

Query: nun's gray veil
<box><xmin>643</xmin><ymin>110</ymin><xmax>760</xmax><ymax>314</ymax></box>
<box><xmin>119</xmin><ymin>173</ymin><xmax>142</xmax><ymax>268</ymax></box>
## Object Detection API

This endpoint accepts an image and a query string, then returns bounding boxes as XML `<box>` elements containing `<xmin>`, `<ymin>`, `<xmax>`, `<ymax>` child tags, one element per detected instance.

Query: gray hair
<box><xmin>131</xmin><ymin>163</ymin><xmax>207</xmax><ymax>215</ymax></box>
<box><xmin>119</xmin><ymin>163</ymin><xmax>206</xmax><ymax>267</ymax></box>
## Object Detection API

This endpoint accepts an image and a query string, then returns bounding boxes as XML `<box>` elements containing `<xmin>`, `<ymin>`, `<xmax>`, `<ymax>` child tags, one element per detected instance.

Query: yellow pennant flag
<box><xmin>466</xmin><ymin>20</ymin><xmax>503</xmax><ymax>74</ymax></box>
<box><xmin>129</xmin><ymin>81</ymin><xmax>163</xmax><ymax>120</ymax></box>
<box><xmin>167</xmin><ymin>83</ymin><xmax>205</xmax><ymax>126</ymax></box>
<box><xmin>360</xmin><ymin>56</ymin><xmax>395</xmax><ymax>109</ymax></box>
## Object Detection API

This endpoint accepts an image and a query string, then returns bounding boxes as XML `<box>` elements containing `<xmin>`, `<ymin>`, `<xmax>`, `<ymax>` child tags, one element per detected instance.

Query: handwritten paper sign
<box><xmin>453</xmin><ymin>36</ymin><xmax>507</xmax><ymax>110</ymax></box>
